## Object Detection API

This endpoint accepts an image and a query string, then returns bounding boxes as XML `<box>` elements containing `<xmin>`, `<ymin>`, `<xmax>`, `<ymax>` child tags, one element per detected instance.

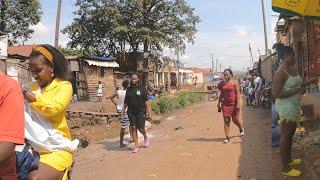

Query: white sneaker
<box><xmin>223</xmin><ymin>137</ymin><xmax>230</xmax><ymax>143</ymax></box>
<box><xmin>240</xmin><ymin>128</ymin><xmax>245</xmax><ymax>137</ymax></box>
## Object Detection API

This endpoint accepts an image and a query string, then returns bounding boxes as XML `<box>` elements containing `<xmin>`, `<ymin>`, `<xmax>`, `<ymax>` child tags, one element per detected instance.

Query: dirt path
<box><xmin>71</xmin><ymin>101</ymin><xmax>308</xmax><ymax>180</ymax></box>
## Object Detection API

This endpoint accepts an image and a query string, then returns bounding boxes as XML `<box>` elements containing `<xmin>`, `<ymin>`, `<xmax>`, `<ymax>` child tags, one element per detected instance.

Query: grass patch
<box><xmin>151</xmin><ymin>91</ymin><xmax>205</xmax><ymax>115</ymax></box>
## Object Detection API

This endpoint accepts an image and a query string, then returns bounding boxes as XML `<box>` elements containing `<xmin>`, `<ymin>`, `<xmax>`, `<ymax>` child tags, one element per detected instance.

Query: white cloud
<box><xmin>181</xmin><ymin>54</ymin><xmax>190</xmax><ymax>60</ymax></box>
<box><xmin>60</xmin><ymin>38</ymin><xmax>70</xmax><ymax>48</ymax></box>
<box><xmin>31</xmin><ymin>22</ymin><xmax>50</xmax><ymax>35</ymax></box>
<box><xmin>166</xmin><ymin>30</ymin><xmax>267</xmax><ymax>71</ymax></box>
<box><xmin>27</xmin><ymin>22</ymin><xmax>55</xmax><ymax>44</ymax></box>
<box><xmin>230</xmin><ymin>25</ymin><xmax>251</xmax><ymax>38</ymax></box>
<box><xmin>27</xmin><ymin>22</ymin><xmax>70</xmax><ymax>47</ymax></box>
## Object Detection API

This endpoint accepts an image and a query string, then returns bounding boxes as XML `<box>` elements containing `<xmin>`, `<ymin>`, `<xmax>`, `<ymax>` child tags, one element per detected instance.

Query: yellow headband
<box><xmin>32</xmin><ymin>45</ymin><xmax>53</xmax><ymax>63</ymax></box>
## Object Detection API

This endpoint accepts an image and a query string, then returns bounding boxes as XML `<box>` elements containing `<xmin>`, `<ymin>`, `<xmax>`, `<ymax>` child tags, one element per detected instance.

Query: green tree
<box><xmin>64</xmin><ymin>0</ymin><xmax>200</xmax><ymax>57</ymax></box>
<box><xmin>64</xmin><ymin>0</ymin><xmax>200</xmax><ymax>86</ymax></box>
<box><xmin>0</xmin><ymin>0</ymin><xmax>41</xmax><ymax>45</ymax></box>
<box><xmin>60</xmin><ymin>47</ymin><xmax>85</xmax><ymax>57</ymax></box>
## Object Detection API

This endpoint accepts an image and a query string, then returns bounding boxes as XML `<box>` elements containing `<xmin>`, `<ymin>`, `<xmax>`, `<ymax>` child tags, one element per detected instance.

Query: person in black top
<box><xmin>121</xmin><ymin>73</ymin><xmax>151</xmax><ymax>153</ymax></box>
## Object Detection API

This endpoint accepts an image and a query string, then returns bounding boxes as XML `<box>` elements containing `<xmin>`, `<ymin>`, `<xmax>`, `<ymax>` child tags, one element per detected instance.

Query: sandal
<box><xmin>289</xmin><ymin>159</ymin><xmax>302</xmax><ymax>166</ymax></box>
<box><xmin>132</xmin><ymin>147</ymin><xmax>139</xmax><ymax>153</ymax></box>
<box><xmin>144</xmin><ymin>138</ymin><xmax>150</xmax><ymax>148</ymax></box>
<box><xmin>281</xmin><ymin>168</ymin><xmax>301</xmax><ymax>177</ymax></box>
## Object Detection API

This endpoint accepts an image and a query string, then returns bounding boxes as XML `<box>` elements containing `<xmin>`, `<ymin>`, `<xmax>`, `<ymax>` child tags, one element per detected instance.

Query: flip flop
<box><xmin>281</xmin><ymin>168</ymin><xmax>301</xmax><ymax>177</ymax></box>
<box><xmin>144</xmin><ymin>138</ymin><xmax>150</xmax><ymax>148</ymax></box>
<box><xmin>132</xmin><ymin>147</ymin><xmax>139</xmax><ymax>153</ymax></box>
<box><xmin>289</xmin><ymin>159</ymin><xmax>302</xmax><ymax>166</ymax></box>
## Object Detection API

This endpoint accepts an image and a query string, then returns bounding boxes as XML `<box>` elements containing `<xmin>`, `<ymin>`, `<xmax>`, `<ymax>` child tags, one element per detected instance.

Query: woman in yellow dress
<box><xmin>23</xmin><ymin>44</ymin><xmax>73</xmax><ymax>180</ymax></box>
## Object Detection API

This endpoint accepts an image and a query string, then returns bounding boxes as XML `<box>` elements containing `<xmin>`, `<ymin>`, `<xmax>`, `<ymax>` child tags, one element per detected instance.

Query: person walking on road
<box><xmin>108</xmin><ymin>80</ymin><xmax>133</xmax><ymax>148</ymax></box>
<box><xmin>273</xmin><ymin>45</ymin><xmax>318</xmax><ymax>177</ymax></box>
<box><xmin>121</xmin><ymin>73</ymin><xmax>152</xmax><ymax>153</ymax></box>
<box><xmin>217</xmin><ymin>69</ymin><xmax>244</xmax><ymax>143</ymax></box>
<box><xmin>245</xmin><ymin>77</ymin><xmax>254</xmax><ymax>106</ymax></box>
<box><xmin>254</xmin><ymin>74</ymin><xmax>262</xmax><ymax>108</ymax></box>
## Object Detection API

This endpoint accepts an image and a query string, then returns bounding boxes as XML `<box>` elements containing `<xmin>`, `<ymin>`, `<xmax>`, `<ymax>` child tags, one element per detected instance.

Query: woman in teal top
<box><xmin>273</xmin><ymin>45</ymin><xmax>318</xmax><ymax>177</ymax></box>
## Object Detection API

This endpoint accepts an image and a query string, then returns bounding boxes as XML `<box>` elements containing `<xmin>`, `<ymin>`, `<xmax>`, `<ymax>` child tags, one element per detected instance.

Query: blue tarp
<box><xmin>83</xmin><ymin>55</ymin><xmax>115</xmax><ymax>61</ymax></box>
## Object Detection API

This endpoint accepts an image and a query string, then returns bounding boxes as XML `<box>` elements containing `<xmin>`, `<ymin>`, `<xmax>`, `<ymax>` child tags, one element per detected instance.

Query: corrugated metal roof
<box><xmin>84</xmin><ymin>59</ymin><xmax>119</xmax><ymax>68</ymax></box>
<box><xmin>7</xmin><ymin>45</ymin><xmax>33</xmax><ymax>58</ymax></box>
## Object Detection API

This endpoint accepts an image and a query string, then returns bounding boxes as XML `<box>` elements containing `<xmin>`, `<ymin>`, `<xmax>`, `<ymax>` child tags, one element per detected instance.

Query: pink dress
<box><xmin>219</xmin><ymin>81</ymin><xmax>240</xmax><ymax>118</ymax></box>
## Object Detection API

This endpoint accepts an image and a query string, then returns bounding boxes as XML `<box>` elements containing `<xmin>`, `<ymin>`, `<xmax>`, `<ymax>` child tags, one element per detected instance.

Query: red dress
<box><xmin>219</xmin><ymin>81</ymin><xmax>240</xmax><ymax>118</ymax></box>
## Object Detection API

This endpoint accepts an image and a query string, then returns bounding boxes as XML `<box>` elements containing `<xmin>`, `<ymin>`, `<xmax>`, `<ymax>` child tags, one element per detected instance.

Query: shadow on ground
<box><xmin>97</xmin><ymin>139</ymin><xmax>132</xmax><ymax>152</ymax></box>
<box><xmin>236</xmin><ymin>105</ymin><xmax>273</xmax><ymax>180</ymax></box>
<box><xmin>187</xmin><ymin>136</ymin><xmax>239</xmax><ymax>143</ymax></box>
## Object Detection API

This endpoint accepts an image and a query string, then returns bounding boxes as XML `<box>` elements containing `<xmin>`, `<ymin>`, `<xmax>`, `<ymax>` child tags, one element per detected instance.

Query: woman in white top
<box><xmin>108</xmin><ymin>80</ymin><xmax>132</xmax><ymax>148</ymax></box>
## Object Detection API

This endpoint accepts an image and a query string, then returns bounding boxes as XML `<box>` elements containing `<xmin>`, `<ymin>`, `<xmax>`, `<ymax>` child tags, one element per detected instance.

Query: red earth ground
<box><xmin>71</xmin><ymin>101</ymin><xmax>311</xmax><ymax>180</ymax></box>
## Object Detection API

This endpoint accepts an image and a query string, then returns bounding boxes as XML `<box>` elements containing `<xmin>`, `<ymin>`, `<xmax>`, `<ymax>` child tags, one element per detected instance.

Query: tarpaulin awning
<box><xmin>272</xmin><ymin>0</ymin><xmax>320</xmax><ymax>18</ymax></box>
<box><xmin>84</xmin><ymin>59</ymin><xmax>119</xmax><ymax>68</ymax></box>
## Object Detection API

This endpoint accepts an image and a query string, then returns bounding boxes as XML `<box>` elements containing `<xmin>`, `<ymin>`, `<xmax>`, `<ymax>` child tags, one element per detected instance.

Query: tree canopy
<box><xmin>0</xmin><ymin>0</ymin><xmax>41</xmax><ymax>45</ymax></box>
<box><xmin>64</xmin><ymin>0</ymin><xmax>200</xmax><ymax>56</ymax></box>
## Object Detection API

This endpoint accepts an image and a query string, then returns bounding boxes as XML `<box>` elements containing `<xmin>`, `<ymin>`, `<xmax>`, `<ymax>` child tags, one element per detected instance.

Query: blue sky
<box><xmin>28</xmin><ymin>0</ymin><xmax>277</xmax><ymax>71</ymax></box>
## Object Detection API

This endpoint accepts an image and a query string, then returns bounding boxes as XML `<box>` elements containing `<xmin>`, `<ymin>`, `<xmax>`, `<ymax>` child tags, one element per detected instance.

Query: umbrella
<box><xmin>272</xmin><ymin>0</ymin><xmax>320</xmax><ymax>18</ymax></box>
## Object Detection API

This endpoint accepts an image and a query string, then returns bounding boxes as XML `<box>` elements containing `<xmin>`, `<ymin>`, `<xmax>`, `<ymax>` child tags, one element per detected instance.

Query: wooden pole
<box><xmin>55</xmin><ymin>0</ymin><xmax>62</xmax><ymax>48</ymax></box>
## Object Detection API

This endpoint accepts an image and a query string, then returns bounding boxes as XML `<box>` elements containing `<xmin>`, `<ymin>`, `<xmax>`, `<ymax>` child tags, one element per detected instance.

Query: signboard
<box><xmin>0</xmin><ymin>35</ymin><xmax>8</xmax><ymax>59</ymax></box>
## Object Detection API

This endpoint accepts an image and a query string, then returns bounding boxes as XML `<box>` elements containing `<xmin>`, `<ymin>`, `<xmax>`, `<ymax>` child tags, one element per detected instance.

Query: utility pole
<box><xmin>249</xmin><ymin>43</ymin><xmax>254</xmax><ymax>67</ymax></box>
<box><xmin>55</xmin><ymin>0</ymin><xmax>62</xmax><ymax>48</ymax></box>
<box><xmin>176</xmin><ymin>37</ymin><xmax>180</xmax><ymax>86</ymax></box>
<box><xmin>261</xmin><ymin>0</ymin><xmax>268</xmax><ymax>55</ymax></box>
<box><xmin>216</xmin><ymin>58</ymin><xmax>218</xmax><ymax>72</ymax></box>
<box><xmin>210</xmin><ymin>52</ymin><xmax>214</xmax><ymax>80</ymax></box>
<box><xmin>211</xmin><ymin>54</ymin><xmax>214</xmax><ymax>72</ymax></box>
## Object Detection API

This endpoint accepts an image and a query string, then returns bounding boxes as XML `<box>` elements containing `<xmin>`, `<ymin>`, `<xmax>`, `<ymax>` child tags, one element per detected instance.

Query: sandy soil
<box><xmin>71</xmin><ymin>101</ymin><xmax>310</xmax><ymax>180</ymax></box>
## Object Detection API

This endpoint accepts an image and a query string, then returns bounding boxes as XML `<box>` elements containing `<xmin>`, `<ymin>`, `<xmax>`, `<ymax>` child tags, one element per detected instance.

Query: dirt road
<box><xmin>71</xmin><ymin>101</ymin><xmax>309</xmax><ymax>180</ymax></box>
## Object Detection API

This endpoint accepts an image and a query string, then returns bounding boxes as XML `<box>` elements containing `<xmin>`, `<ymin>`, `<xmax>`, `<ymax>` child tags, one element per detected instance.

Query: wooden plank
<box><xmin>67</xmin><ymin>110</ymin><xmax>118</xmax><ymax>117</ymax></box>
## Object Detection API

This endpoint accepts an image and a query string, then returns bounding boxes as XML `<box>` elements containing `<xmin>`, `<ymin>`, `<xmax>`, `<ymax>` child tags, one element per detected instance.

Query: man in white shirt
<box><xmin>254</xmin><ymin>75</ymin><xmax>262</xmax><ymax>107</ymax></box>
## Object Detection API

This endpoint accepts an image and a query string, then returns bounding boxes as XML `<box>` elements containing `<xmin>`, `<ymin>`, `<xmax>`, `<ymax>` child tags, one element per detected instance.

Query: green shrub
<box><xmin>150</xmin><ymin>92</ymin><xmax>205</xmax><ymax>115</ymax></box>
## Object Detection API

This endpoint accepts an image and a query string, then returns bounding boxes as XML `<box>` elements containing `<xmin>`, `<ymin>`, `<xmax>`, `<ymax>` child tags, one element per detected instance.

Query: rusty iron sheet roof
<box><xmin>84</xmin><ymin>59</ymin><xmax>119</xmax><ymax>68</ymax></box>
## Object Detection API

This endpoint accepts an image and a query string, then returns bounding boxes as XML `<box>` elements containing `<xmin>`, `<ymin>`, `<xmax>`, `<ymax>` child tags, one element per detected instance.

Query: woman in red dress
<box><xmin>217</xmin><ymin>69</ymin><xmax>244</xmax><ymax>143</ymax></box>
